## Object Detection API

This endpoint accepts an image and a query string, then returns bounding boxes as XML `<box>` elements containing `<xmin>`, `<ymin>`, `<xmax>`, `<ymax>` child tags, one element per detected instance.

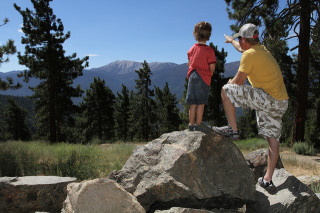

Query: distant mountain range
<box><xmin>0</xmin><ymin>60</ymin><xmax>240</xmax><ymax>100</ymax></box>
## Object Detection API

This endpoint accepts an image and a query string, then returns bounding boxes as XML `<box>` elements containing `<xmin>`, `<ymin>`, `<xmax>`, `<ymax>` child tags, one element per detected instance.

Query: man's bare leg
<box><xmin>264</xmin><ymin>137</ymin><xmax>279</xmax><ymax>182</ymax></box>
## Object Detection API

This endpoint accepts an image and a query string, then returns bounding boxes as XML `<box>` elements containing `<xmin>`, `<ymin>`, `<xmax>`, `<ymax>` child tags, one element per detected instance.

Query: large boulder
<box><xmin>0</xmin><ymin>176</ymin><xmax>76</xmax><ymax>213</ymax></box>
<box><xmin>245</xmin><ymin>148</ymin><xmax>284</xmax><ymax>181</ymax></box>
<box><xmin>247</xmin><ymin>168</ymin><xmax>320</xmax><ymax>213</ymax></box>
<box><xmin>62</xmin><ymin>178</ymin><xmax>145</xmax><ymax>213</ymax></box>
<box><xmin>109</xmin><ymin>130</ymin><xmax>255</xmax><ymax>212</ymax></box>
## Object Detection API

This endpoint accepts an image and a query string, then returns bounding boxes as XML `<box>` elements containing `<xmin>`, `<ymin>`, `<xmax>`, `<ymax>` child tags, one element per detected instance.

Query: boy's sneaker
<box><xmin>194</xmin><ymin>122</ymin><xmax>212</xmax><ymax>134</ymax></box>
<box><xmin>258</xmin><ymin>177</ymin><xmax>276</xmax><ymax>193</ymax></box>
<box><xmin>212</xmin><ymin>126</ymin><xmax>239</xmax><ymax>140</ymax></box>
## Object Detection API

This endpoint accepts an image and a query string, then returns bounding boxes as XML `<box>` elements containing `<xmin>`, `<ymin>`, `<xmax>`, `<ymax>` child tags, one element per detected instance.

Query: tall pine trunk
<box><xmin>291</xmin><ymin>0</ymin><xmax>310</xmax><ymax>145</ymax></box>
<box><xmin>49</xmin><ymin>68</ymin><xmax>57</xmax><ymax>143</ymax></box>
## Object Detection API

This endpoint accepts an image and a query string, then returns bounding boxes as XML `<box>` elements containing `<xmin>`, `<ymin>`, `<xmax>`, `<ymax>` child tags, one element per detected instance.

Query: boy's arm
<box><xmin>224</xmin><ymin>34</ymin><xmax>244</xmax><ymax>53</ymax></box>
<box><xmin>209</xmin><ymin>63</ymin><xmax>215</xmax><ymax>76</ymax></box>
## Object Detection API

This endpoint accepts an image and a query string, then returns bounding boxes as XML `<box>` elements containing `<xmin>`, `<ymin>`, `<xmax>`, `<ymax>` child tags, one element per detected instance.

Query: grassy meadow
<box><xmin>0</xmin><ymin>141</ymin><xmax>136</xmax><ymax>180</ymax></box>
<box><xmin>0</xmin><ymin>138</ymin><xmax>319</xmax><ymax>193</ymax></box>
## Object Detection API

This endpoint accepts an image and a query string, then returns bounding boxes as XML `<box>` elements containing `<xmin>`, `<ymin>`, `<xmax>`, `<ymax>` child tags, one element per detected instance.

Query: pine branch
<box><xmin>293</xmin><ymin>20</ymin><xmax>300</xmax><ymax>36</ymax></box>
<box><xmin>290</xmin><ymin>45</ymin><xmax>299</xmax><ymax>51</ymax></box>
<box><xmin>284</xmin><ymin>34</ymin><xmax>299</xmax><ymax>41</ymax></box>
<box><xmin>287</xmin><ymin>17</ymin><xmax>300</xmax><ymax>32</ymax></box>
<box><xmin>278</xmin><ymin>0</ymin><xmax>299</xmax><ymax>20</ymax></box>
<box><xmin>0</xmin><ymin>18</ymin><xmax>9</xmax><ymax>27</ymax></box>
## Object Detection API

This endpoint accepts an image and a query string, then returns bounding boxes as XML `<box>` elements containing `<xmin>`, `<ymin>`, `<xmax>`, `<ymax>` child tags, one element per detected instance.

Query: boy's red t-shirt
<box><xmin>187</xmin><ymin>43</ymin><xmax>216</xmax><ymax>86</ymax></box>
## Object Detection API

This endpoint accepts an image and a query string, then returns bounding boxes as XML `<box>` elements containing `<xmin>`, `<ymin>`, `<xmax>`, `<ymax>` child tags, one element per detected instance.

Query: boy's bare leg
<box><xmin>221</xmin><ymin>89</ymin><xmax>238</xmax><ymax>131</ymax></box>
<box><xmin>195</xmin><ymin>104</ymin><xmax>205</xmax><ymax>125</ymax></box>
<box><xmin>189</xmin><ymin>104</ymin><xmax>197</xmax><ymax>125</ymax></box>
<box><xmin>264</xmin><ymin>137</ymin><xmax>279</xmax><ymax>182</ymax></box>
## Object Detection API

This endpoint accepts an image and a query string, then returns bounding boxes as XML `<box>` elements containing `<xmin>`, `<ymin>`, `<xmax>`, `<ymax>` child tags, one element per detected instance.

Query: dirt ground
<box><xmin>280</xmin><ymin>149</ymin><xmax>320</xmax><ymax>177</ymax></box>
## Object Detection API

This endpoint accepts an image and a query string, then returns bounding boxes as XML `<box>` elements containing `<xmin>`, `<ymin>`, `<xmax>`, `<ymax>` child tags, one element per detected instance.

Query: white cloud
<box><xmin>86</xmin><ymin>54</ymin><xmax>99</xmax><ymax>57</ymax></box>
<box><xmin>18</xmin><ymin>24</ymin><xmax>23</xmax><ymax>33</ymax></box>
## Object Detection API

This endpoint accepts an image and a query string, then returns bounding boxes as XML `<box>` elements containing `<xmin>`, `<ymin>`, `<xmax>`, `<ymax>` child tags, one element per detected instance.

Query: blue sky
<box><xmin>1</xmin><ymin>0</ymin><xmax>253</xmax><ymax>72</ymax></box>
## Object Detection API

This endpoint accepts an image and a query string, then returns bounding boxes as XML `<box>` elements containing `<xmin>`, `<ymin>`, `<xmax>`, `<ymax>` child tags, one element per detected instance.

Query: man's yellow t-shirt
<box><xmin>239</xmin><ymin>44</ymin><xmax>289</xmax><ymax>100</ymax></box>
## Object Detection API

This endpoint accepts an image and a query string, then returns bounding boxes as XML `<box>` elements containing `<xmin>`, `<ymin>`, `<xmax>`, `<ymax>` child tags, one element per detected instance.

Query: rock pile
<box><xmin>2</xmin><ymin>130</ymin><xmax>320</xmax><ymax>213</ymax></box>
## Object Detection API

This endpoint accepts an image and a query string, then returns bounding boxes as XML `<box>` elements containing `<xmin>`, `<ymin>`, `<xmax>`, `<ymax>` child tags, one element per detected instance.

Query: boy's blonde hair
<box><xmin>193</xmin><ymin>21</ymin><xmax>212</xmax><ymax>41</ymax></box>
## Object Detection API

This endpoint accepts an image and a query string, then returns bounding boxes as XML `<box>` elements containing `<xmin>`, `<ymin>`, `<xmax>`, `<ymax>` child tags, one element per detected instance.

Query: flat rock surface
<box><xmin>62</xmin><ymin>178</ymin><xmax>145</xmax><ymax>213</ymax></box>
<box><xmin>0</xmin><ymin>176</ymin><xmax>76</xmax><ymax>213</ymax></box>
<box><xmin>0</xmin><ymin>176</ymin><xmax>76</xmax><ymax>185</ymax></box>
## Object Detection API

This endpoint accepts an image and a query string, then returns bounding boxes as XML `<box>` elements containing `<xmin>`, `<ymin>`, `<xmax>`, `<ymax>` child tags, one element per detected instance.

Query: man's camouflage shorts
<box><xmin>223</xmin><ymin>84</ymin><xmax>288</xmax><ymax>141</ymax></box>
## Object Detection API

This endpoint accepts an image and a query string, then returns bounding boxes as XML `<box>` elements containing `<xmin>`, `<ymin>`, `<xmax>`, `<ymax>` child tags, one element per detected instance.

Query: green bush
<box><xmin>234</xmin><ymin>137</ymin><xmax>268</xmax><ymax>152</ymax></box>
<box><xmin>311</xmin><ymin>182</ymin><xmax>320</xmax><ymax>193</ymax></box>
<box><xmin>293</xmin><ymin>142</ymin><xmax>316</xmax><ymax>156</ymax></box>
<box><xmin>0</xmin><ymin>151</ymin><xmax>19</xmax><ymax>176</ymax></box>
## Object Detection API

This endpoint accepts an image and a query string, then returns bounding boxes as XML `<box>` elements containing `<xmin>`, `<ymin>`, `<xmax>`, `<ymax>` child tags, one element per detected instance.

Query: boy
<box><xmin>186</xmin><ymin>21</ymin><xmax>216</xmax><ymax>132</ymax></box>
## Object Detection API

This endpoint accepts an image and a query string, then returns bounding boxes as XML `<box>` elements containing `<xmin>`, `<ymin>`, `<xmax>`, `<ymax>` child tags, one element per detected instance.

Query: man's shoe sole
<box><xmin>212</xmin><ymin>128</ymin><xmax>239</xmax><ymax>140</ymax></box>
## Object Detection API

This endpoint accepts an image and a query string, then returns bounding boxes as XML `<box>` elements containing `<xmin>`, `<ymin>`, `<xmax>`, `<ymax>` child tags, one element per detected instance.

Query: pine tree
<box><xmin>0</xmin><ymin>18</ymin><xmax>20</xmax><ymax>90</ymax></box>
<box><xmin>4</xmin><ymin>99</ymin><xmax>31</xmax><ymax>141</ymax></box>
<box><xmin>114</xmin><ymin>84</ymin><xmax>131</xmax><ymax>141</ymax></box>
<box><xmin>154</xmin><ymin>82</ymin><xmax>181</xmax><ymax>137</ymax></box>
<box><xmin>0</xmin><ymin>94</ymin><xmax>35</xmax><ymax>138</ymax></box>
<box><xmin>179</xmin><ymin>77</ymin><xmax>189</xmax><ymax>129</ymax></box>
<box><xmin>224</xmin><ymin>0</ymin><xmax>319</xmax><ymax>144</ymax></box>
<box><xmin>130</xmin><ymin>61</ymin><xmax>155</xmax><ymax>141</ymax></box>
<box><xmin>203</xmin><ymin>44</ymin><xmax>228</xmax><ymax>126</ymax></box>
<box><xmin>80</xmin><ymin>77</ymin><xmax>115</xmax><ymax>142</ymax></box>
<box><xmin>127</xmin><ymin>90</ymin><xmax>136</xmax><ymax>142</ymax></box>
<box><xmin>291</xmin><ymin>0</ymin><xmax>311</xmax><ymax>145</ymax></box>
<box><xmin>305</xmin><ymin>18</ymin><xmax>320</xmax><ymax>149</ymax></box>
<box><xmin>0</xmin><ymin>107</ymin><xmax>9</xmax><ymax>141</ymax></box>
<box><xmin>14</xmin><ymin>0</ymin><xmax>89</xmax><ymax>143</ymax></box>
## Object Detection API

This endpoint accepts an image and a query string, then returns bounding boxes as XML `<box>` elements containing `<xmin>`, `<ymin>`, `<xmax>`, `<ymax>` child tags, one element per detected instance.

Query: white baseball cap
<box><xmin>232</xmin><ymin>23</ymin><xmax>259</xmax><ymax>39</ymax></box>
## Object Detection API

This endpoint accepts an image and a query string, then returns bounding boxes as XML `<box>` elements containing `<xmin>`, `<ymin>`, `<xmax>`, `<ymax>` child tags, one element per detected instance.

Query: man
<box><xmin>213</xmin><ymin>23</ymin><xmax>289</xmax><ymax>192</ymax></box>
